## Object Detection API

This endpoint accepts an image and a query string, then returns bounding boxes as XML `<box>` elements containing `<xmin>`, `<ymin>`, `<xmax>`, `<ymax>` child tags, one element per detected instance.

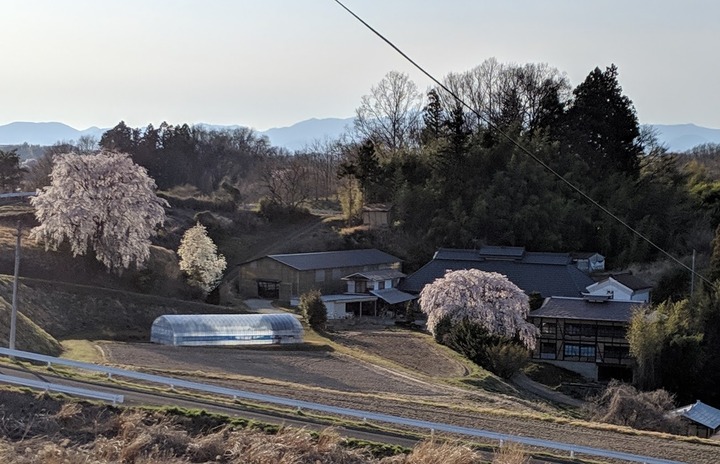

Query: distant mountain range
<box><xmin>1</xmin><ymin>119</ymin><xmax>718</xmax><ymax>153</ymax></box>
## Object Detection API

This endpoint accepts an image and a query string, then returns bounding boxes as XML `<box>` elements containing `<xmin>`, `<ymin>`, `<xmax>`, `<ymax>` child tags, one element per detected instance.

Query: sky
<box><xmin>1</xmin><ymin>0</ymin><xmax>718</xmax><ymax>131</ymax></box>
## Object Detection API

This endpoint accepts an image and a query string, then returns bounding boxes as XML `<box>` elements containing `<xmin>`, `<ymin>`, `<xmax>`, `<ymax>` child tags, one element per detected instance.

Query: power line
<box><xmin>332</xmin><ymin>0</ymin><xmax>711</xmax><ymax>287</ymax></box>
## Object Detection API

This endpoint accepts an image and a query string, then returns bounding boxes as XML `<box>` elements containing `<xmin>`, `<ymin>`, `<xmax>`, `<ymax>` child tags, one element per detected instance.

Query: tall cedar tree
<box><xmin>561</xmin><ymin>64</ymin><xmax>643</xmax><ymax>175</ymax></box>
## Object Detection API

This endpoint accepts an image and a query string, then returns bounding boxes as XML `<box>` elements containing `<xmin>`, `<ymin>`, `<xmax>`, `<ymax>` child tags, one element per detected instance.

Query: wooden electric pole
<box><xmin>9</xmin><ymin>221</ymin><xmax>21</xmax><ymax>352</ymax></box>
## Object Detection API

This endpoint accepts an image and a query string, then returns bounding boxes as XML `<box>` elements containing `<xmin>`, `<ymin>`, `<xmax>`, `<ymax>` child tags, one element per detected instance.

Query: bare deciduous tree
<box><xmin>442</xmin><ymin>58</ymin><xmax>570</xmax><ymax>132</ymax></box>
<box><xmin>262</xmin><ymin>156</ymin><xmax>311</xmax><ymax>209</ymax></box>
<box><xmin>419</xmin><ymin>269</ymin><xmax>538</xmax><ymax>349</ymax></box>
<box><xmin>30</xmin><ymin>151</ymin><xmax>168</xmax><ymax>272</ymax></box>
<box><xmin>354</xmin><ymin>71</ymin><xmax>423</xmax><ymax>153</ymax></box>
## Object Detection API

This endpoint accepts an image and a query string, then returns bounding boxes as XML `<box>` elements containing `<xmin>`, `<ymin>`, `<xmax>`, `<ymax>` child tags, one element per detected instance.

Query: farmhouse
<box><xmin>529</xmin><ymin>296</ymin><xmax>643</xmax><ymax>380</ymax></box>
<box><xmin>584</xmin><ymin>273</ymin><xmax>652</xmax><ymax>303</ymax></box>
<box><xmin>150</xmin><ymin>313</ymin><xmax>303</xmax><ymax>346</ymax></box>
<box><xmin>401</xmin><ymin>246</ymin><xmax>594</xmax><ymax>298</ymax></box>
<box><xmin>236</xmin><ymin>249</ymin><xmax>402</xmax><ymax>302</ymax></box>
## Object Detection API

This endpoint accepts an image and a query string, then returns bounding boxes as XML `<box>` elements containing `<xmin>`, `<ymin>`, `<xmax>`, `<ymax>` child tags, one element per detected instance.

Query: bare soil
<box><xmin>328</xmin><ymin>329</ymin><xmax>468</xmax><ymax>378</ymax></box>
<box><xmin>98</xmin><ymin>332</ymin><xmax>720</xmax><ymax>464</ymax></box>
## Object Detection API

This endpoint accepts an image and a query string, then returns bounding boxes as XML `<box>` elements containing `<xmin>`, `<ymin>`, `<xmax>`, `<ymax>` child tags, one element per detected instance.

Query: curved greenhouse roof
<box><xmin>151</xmin><ymin>313</ymin><xmax>303</xmax><ymax>346</ymax></box>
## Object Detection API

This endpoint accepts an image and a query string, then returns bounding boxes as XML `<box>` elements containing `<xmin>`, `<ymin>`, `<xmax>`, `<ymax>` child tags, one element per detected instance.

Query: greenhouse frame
<box><xmin>150</xmin><ymin>313</ymin><xmax>304</xmax><ymax>346</ymax></box>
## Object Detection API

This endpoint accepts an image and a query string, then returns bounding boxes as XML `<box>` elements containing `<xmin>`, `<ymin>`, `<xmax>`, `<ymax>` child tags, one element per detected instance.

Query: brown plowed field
<box><xmin>100</xmin><ymin>331</ymin><xmax>720</xmax><ymax>464</ymax></box>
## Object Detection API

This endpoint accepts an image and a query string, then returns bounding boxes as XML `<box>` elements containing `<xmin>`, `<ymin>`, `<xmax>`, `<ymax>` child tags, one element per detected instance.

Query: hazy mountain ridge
<box><xmin>1</xmin><ymin>119</ymin><xmax>718</xmax><ymax>153</ymax></box>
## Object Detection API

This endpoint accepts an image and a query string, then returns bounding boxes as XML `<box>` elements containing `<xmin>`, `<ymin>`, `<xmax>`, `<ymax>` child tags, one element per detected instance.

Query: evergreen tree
<box><xmin>420</xmin><ymin>89</ymin><xmax>445</xmax><ymax>146</ymax></box>
<box><xmin>0</xmin><ymin>149</ymin><xmax>24</xmax><ymax>192</ymax></box>
<box><xmin>299</xmin><ymin>290</ymin><xmax>327</xmax><ymax>331</ymax></box>
<box><xmin>561</xmin><ymin>65</ymin><xmax>643</xmax><ymax>175</ymax></box>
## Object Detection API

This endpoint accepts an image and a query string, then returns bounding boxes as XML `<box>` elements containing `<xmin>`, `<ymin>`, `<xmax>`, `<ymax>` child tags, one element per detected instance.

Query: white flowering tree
<box><xmin>419</xmin><ymin>269</ymin><xmax>539</xmax><ymax>350</ymax></box>
<box><xmin>177</xmin><ymin>222</ymin><xmax>227</xmax><ymax>294</ymax></box>
<box><xmin>30</xmin><ymin>151</ymin><xmax>168</xmax><ymax>273</ymax></box>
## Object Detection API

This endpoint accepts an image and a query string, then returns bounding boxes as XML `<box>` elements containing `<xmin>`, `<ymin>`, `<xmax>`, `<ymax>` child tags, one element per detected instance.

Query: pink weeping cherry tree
<box><xmin>419</xmin><ymin>269</ymin><xmax>539</xmax><ymax>350</ymax></box>
<box><xmin>30</xmin><ymin>151</ymin><xmax>168</xmax><ymax>273</ymax></box>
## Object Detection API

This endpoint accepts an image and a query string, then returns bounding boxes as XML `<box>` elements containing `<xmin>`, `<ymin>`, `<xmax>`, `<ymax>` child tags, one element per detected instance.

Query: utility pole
<box><xmin>9</xmin><ymin>221</ymin><xmax>21</xmax><ymax>353</ymax></box>
<box><xmin>690</xmin><ymin>249</ymin><xmax>696</xmax><ymax>296</ymax></box>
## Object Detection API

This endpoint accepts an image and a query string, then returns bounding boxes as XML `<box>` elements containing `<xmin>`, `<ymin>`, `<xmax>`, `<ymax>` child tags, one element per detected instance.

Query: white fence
<box><xmin>0</xmin><ymin>348</ymin><xmax>684</xmax><ymax>464</ymax></box>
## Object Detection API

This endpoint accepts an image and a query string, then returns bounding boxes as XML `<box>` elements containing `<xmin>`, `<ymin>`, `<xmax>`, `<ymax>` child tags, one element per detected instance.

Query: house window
<box><xmin>598</xmin><ymin>325</ymin><xmax>626</xmax><ymax>338</ymax></box>
<box><xmin>564</xmin><ymin>343</ymin><xmax>596</xmax><ymax>360</ymax></box>
<box><xmin>565</xmin><ymin>323</ymin><xmax>596</xmax><ymax>337</ymax></box>
<box><xmin>377</xmin><ymin>280</ymin><xmax>385</xmax><ymax>290</ymax></box>
<box><xmin>315</xmin><ymin>270</ymin><xmax>325</xmax><ymax>282</ymax></box>
<box><xmin>540</xmin><ymin>342</ymin><xmax>556</xmax><ymax>360</ymax></box>
<box><xmin>355</xmin><ymin>280</ymin><xmax>368</xmax><ymax>293</ymax></box>
<box><xmin>541</xmin><ymin>322</ymin><xmax>556</xmax><ymax>335</ymax></box>
<box><xmin>604</xmin><ymin>345</ymin><xmax>630</xmax><ymax>360</ymax></box>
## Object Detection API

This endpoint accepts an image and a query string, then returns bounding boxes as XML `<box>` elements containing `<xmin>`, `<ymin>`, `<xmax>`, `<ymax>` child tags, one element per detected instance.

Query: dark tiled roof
<box><xmin>343</xmin><ymin>269</ymin><xmax>406</xmax><ymax>281</ymax></box>
<box><xmin>611</xmin><ymin>273</ymin><xmax>653</xmax><ymax>291</ymax></box>
<box><xmin>268</xmin><ymin>249</ymin><xmax>399</xmax><ymax>271</ymax></box>
<box><xmin>400</xmin><ymin>257</ymin><xmax>593</xmax><ymax>297</ymax></box>
<box><xmin>477</xmin><ymin>245</ymin><xmax>525</xmax><ymax>258</ymax></box>
<box><xmin>530</xmin><ymin>297</ymin><xmax>643</xmax><ymax>322</ymax></box>
<box><xmin>523</xmin><ymin>252</ymin><xmax>571</xmax><ymax>265</ymax></box>
<box><xmin>571</xmin><ymin>251</ymin><xmax>603</xmax><ymax>260</ymax></box>
<box><xmin>676</xmin><ymin>401</ymin><xmax>720</xmax><ymax>430</ymax></box>
<box><xmin>433</xmin><ymin>247</ymin><xmax>570</xmax><ymax>265</ymax></box>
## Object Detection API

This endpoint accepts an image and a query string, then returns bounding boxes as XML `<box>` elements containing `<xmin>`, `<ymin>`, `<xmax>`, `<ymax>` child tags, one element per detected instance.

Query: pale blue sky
<box><xmin>2</xmin><ymin>0</ymin><xmax>717</xmax><ymax>131</ymax></box>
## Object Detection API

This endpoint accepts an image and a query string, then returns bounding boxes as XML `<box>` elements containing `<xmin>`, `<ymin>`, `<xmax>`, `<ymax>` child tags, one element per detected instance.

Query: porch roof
<box><xmin>370</xmin><ymin>288</ymin><xmax>416</xmax><ymax>305</ymax></box>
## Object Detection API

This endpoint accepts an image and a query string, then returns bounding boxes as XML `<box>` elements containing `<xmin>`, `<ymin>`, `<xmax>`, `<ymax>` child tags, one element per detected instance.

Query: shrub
<box><xmin>441</xmin><ymin>319</ymin><xmax>528</xmax><ymax>378</ymax></box>
<box><xmin>258</xmin><ymin>198</ymin><xmax>310</xmax><ymax>222</ymax></box>
<box><xmin>299</xmin><ymin>290</ymin><xmax>327</xmax><ymax>331</ymax></box>
<box><xmin>588</xmin><ymin>381</ymin><xmax>684</xmax><ymax>434</ymax></box>
<box><xmin>484</xmin><ymin>343</ymin><xmax>530</xmax><ymax>379</ymax></box>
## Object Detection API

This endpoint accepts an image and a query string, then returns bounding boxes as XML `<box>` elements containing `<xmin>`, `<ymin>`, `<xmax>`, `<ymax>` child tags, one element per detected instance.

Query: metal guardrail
<box><xmin>0</xmin><ymin>348</ymin><xmax>684</xmax><ymax>464</ymax></box>
<box><xmin>0</xmin><ymin>373</ymin><xmax>123</xmax><ymax>405</ymax></box>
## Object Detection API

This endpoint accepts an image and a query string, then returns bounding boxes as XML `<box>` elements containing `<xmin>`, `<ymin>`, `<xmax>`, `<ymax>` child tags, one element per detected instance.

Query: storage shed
<box><xmin>150</xmin><ymin>314</ymin><xmax>303</xmax><ymax>346</ymax></box>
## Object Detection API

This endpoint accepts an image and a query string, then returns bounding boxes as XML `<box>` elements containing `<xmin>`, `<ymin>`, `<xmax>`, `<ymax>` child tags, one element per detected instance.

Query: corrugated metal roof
<box><xmin>268</xmin><ymin>249</ymin><xmax>400</xmax><ymax>271</ymax></box>
<box><xmin>370</xmin><ymin>288</ymin><xmax>416</xmax><ymax>305</ymax></box>
<box><xmin>401</xmin><ymin>256</ymin><xmax>594</xmax><ymax>297</ymax></box>
<box><xmin>530</xmin><ymin>297</ymin><xmax>642</xmax><ymax>322</ymax></box>
<box><xmin>676</xmin><ymin>401</ymin><xmax>720</xmax><ymax>430</ymax></box>
<box><xmin>343</xmin><ymin>269</ymin><xmax>406</xmax><ymax>281</ymax></box>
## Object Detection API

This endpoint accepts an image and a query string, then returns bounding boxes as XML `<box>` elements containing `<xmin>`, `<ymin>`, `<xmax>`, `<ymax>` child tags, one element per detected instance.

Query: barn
<box><xmin>150</xmin><ymin>313</ymin><xmax>303</xmax><ymax>346</ymax></box>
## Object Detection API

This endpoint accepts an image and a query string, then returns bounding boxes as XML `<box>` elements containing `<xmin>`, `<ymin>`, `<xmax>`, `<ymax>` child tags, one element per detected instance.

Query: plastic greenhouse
<box><xmin>150</xmin><ymin>313</ymin><xmax>304</xmax><ymax>346</ymax></box>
